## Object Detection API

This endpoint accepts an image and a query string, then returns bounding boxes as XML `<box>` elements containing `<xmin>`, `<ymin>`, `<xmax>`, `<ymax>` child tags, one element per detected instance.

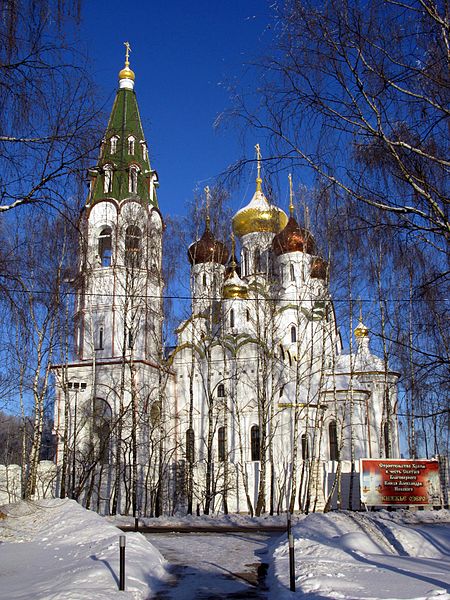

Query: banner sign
<box><xmin>360</xmin><ymin>459</ymin><xmax>441</xmax><ymax>506</ymax></box>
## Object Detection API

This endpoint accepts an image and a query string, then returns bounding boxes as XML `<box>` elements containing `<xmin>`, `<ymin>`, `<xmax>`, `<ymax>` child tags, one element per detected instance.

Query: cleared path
<box><xmin>146</xmin><ymin>531</ymin><xmax>281</xmax><ymax>599</ymax></box>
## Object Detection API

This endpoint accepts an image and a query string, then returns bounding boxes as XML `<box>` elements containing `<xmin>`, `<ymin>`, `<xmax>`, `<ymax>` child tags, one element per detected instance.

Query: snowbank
<box><xmin>271</xmin><ymin>509</ymin><xmax>450</xmax><ymax>600</ymax></box>
<box><xmin>0</xmin><ymin>498</ymin><xmax>168</xmax><ymax>599</ymax></box>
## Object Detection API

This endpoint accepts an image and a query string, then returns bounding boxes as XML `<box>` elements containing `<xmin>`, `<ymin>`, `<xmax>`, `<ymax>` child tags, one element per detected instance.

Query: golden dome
<box><xmin>354</xmin><ymin>321</ymin><xmax>369</xmax><ymax>338</ymax></box>
<box><xmin>272</xmin><ymin>216</ymin><xmax>316</xmax><ymax>256</ymax></box>
<box><xmin>232</xmin><ymin>190</ymin><xmax>288</xmax><ymax>238</ymax></box>
<box><xmin>223</xmin><ymin>271</ymin><xmax>248</xmax><ymax>299</ymax></box>
<box><xmin>187</xmin><ymin>227</ymin><xmax>229</xmax><ymax>265</ymax></box>
<box><xmin>119</xmin><ymin>66</ymin><xmax>135</xmax><ymax>81</ymax></box>
<box><xmin>310</xmin><ymin>257</ymin><xmax>328</xmax><ymax>279</ymax></box>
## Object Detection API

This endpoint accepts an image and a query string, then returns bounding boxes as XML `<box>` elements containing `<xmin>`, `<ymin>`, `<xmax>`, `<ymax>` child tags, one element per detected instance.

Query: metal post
<box><xmin>119</xmin><ymin>535</ymin><xmax>126</xmax><ymax>591</ymax></box>
<box><xmin>134</xmin><ymin>516</ymin><xmax>139</xmax><ymax>532</ymax></box>
<box><xmin>287</xmin><ymin>511</ymin><xmax>295</xmax><ymax>592</ymax></box>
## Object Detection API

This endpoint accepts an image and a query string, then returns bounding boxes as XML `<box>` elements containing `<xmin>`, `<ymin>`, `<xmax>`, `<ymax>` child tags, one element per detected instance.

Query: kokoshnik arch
<box><xmin>52</xmin><ymin>49</ymin><xmax>400</xmax><ymax>516</ymax></box>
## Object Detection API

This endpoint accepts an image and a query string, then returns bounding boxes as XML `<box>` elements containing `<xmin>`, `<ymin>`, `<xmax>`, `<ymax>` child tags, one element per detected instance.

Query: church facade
<box><xmin>52</xmin><ymin>57</ymin><xmax>400</xmax><ymax>516</ymax></box>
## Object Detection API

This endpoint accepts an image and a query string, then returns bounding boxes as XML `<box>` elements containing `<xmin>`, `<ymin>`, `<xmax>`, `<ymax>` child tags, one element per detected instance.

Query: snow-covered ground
<box><xmin>271</xmin><ymin>509</ymin><xmax>450</xmax><ymax>600</ymax></box>
<box><xmin>1</xmin><ymin>501</ymin><xmax>449</xmax><ymax>599</ymax></box>
<box><xmin>0</xmin><ymin>499</ymin><xmax>168</xmax><ymax>599</ymax></box>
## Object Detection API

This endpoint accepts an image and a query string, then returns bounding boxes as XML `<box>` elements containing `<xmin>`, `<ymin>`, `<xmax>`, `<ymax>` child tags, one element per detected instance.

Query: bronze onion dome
<box><xmin>272</xmin><ymin>216</ymin><xmax>316</xmax><ymax>256</ymax></box>
<box><xmin>187</xmin><ymin>227</ymin><xmax>229</xmax><ymax>266</ymax></box>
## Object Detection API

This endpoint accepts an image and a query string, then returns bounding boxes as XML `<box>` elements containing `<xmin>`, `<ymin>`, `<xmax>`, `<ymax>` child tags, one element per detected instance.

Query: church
<box><xmin>52</xmin><ymin>53</ymin><xmax>400</xmax><ymax>516</ymax></box>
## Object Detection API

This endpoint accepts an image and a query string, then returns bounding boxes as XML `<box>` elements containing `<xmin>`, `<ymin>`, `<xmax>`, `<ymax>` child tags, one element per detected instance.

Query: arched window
<box><xmin>218</xmin><ymin>426</ymin><xmax>226</xmax><ymax>461</ymax></box>
<box><xmin>93</xmin><ymin>398</ymin><xmax>112</xmax><ymax>463</ymax></box>
<box><xmin>110</xmin><ymin>135</ymin><xmax>119</xmax><ymax>154</ymax></box>
<box><xmin>290</xmin><ymin>263</ymin><xmax>295</xmax><ymax>281</ymax></box>
<box><xmin>251</xmin><ymin>425</ymin><xmax>260</xmax><ymax>461</ymax></box>
<box><xmin>127</xmin><ymin>328</ymin><xmax>133</xmax><ymax>350</ymax></box>
<box><xmin>140</xmin><ymin>140</ymin><xmax>147</xmax><ymax>161</ymax></box>
<box><xmin>246</xmin><ymin>309</ymin><xmax>250</xmax><ymax>322</ymax></box>
<box><xmin>384</xmin><ymin>422</ymin><xmax>390</xmax><ymax>458</ymax></box>
<box><xmin>150</xmin><ymin>400</ymin><xmax>161</xmax><ymax>425</ymax></box>
<box><xmin>254</xmin><ymin>249</ymin><xmax>261</xmax><ymax>272</ymax></box>
<box><xmin>243</xmin><ymin>248</ymin><xmax>249</xmax><ymax>276</ymax></box>
<box><xmin>329</xmin><ymin>420</ymin><xmax>338</xmax><ymax>460</ymax></box>
<box><xmin>291</xmin><ymin>326</ymin><xmax>297</xmax><ymax>343</ymax></box>
<box><xmin>98</xmin><ymin>227</ymin><xmax>112</xmax><ymax>267</ymax></box>
<box><xmin>217</xmin><ymin>384</ymin><xmax>225</xmax><ymax>398</ymax></box>
<box><xmin>301</xmin><ymin>433</ymin><xmax>309</xmax><ymax>460</ymax></box>
<box><xmin>98</xmin><ymin>326</ymin><xmax>104</xmax><ymax>350</ymax></box>
<box><xmin>230</xmin><ymin>308</ymin><xmax>235</xmax><ymax>329</ymax></box>
<box><xmin>202</xmin><ymin>273</ymin><xmax>207</xmax><ymax>287</ymax></box>
<box><xmin>129</xmin><ymin>164</ymin><xmax>139</xmax><ymax>193</ymax></box>
<box><xmin>103</xmin><ymin>164</ymin><xmax>113</xmax><ymax>193</ymax></box>
<box><xmin>279</xmin><ymin>384</ymin><xmax>285</xmax><ymax>398</ymax></box>
<box><xmin>125</xmin><ymin>225</ymin><xmax>141</xmax><ymax>267</ymax></box>
<box><xmin>127</xmin><ymin>135</ymin><xmax>135</xmax><ymax>154</ymax></box>
<box><xmin>186</xmin><ymin>428</ymin><xmax>195</xmax><ymax>463</ymax></box>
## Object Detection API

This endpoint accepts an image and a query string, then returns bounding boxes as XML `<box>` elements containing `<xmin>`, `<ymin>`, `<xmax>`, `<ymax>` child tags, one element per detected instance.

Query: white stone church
<box><xmin>52</xmin><ymin>56</ymin><xmax>400</xmax><ymax>516</ymax></box>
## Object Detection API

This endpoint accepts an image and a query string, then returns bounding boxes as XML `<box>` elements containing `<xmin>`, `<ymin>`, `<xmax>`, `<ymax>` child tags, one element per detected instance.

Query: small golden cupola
<box><xmin>354</xmin><ymin>302</ymin><xmax>370</xmax><ymax>338</ymax></box>
<box><xmin>187</xmin><ymin>187</ymin><xmax>229</xmax><ymax>266</ymax></box>
<box><xmin>223</xmin><ymin>233</ymin><xmax>248</xmax><ymax>299</ymax></box>
<box><xmin>232</xmin><ymin>144</ymin><xmax>288</xmax><ymax>238</ymax></box>
<box><xmin>272</xmin><ymin>174</ymin><xmax>316</xmax><ymax>256</ymax></box>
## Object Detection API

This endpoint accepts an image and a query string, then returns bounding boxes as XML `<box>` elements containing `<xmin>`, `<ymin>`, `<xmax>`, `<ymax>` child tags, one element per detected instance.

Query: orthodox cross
<box><xmin>124</xmin><ymin>41</ymin><xmax>132</xmax><ymax>67</ymax></box>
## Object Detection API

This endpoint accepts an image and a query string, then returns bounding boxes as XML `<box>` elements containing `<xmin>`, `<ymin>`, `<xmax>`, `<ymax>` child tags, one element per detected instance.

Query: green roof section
<box><xmin>88</xmin><ymin>85</ymin><xmax>159</xmax><ymax>207</ymax></box>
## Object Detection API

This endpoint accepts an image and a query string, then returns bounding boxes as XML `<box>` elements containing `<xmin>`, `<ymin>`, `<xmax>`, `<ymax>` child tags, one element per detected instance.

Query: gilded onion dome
<box><xmin>223</xmin><ymin>232</ymin><xmax>247</xmax><ymax>298</ymax></box>
<box><xmin>188</xmin><ymin>186</ymin><xmax>229</xmax><ymax>265</ymax></box>
<box><xmin>232</xmin><ymin>144</ymin><xmax>288</xmax><ymax>238</ymax></box>
<box><xmin>310</xmin><ymin>257</ymin><xmax>328</xmax><ymax>279</ymax></box>
<box><xmin>354</xmin><ymin>321</ymin><xmax>369</xmax><ymax>338</ymax></box>
<box><xmin>272</xmin><ymin>173</ymin><xmax>316</xmax><ymax>256</ymax></box>
<box><xmin>223</xmin><ymin>271</ymin><xmax>248</xmax><ymax>299</ymax></box>
<box><xmin>187</xmin><ymin>227</ymin><xmax>229</xmax><ymax>265</ymax></box>
<box><xmin>119</xmin><ymin>42</ymin><xmax>135</xmax><ymax>83</ymax></box>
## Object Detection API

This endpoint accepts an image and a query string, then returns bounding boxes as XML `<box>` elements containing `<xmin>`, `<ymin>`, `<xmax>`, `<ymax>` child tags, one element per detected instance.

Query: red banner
<box><xmin>360</xmin><ymin>459</ymin><xmax>441</xmax><ymax>506</ymax></box>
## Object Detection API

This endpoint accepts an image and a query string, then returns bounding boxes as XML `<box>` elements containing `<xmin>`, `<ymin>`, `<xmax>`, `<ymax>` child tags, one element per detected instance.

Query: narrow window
<box><xmin>127</xmin><ymin>135</ymin><xmax>135</xmax><ymax>154</ymax></box>
<box><xmin>290</xmin><ymin>263</ymin><xmax>295</xmax><ymax>281</ymax></box>
<box><xmin>279</xmin><ymin>384</ymin><xmax>285</xmax><ymax>398</ymax></box>
<box><xmin>301</xmin><ymin>433</ymin><xmax>309</xmax><ymax>460</ymax></box>
<box><xmin>217</xmin><ymin>384</ymin><xmax>225</xmax><ymax>398</ymax></box>
<box><xmin>246</xmin><ymin>309</ymin><xmax>250</xmax><ymax>322</ymax></box>
<box><xmin>202</xmin><ymin>273</ymin><xmax>207</xmax><ymax>287</ymax></box>
<box><xmin>140</xmin><ymin>141</ymin><xmax>147</xmax><ymax>161</ymax></box>
<box><xmin>98</xmin><ymin>227</ymin><xmax>112</xmax><ymax>267</ymax></box>
<box><xmin>127</xmin><ymin>328</ymin><xmax>133</xmax><ymax>350</ymax></box>
<box><xmin>291</xmin><ymin>326</ymin><xmax>297</xmax><ymax>343</ymax></box>
<box><xmin>329</xmin><ymin>420</ymin><xmax>338</xmax><ymax>460</ymax></box>
<box><xmin>104</xmin><ymin>164</ymin><xmax>113</xmax><ymax>193</ymax></box>
<box><xmin>186</xmin><ymin>428</ymin><xmax>195</xmax><ymax>463</ymax></box>
<box><xmin>230</xmin><ymin>308</ymin><xmax>235</xmax><ymax>329</ymax></box>
<box><xmin>243</xmin><ymin>248</ymin><xmax>249</xmax><ymax>276</ymax></box>
<box><xmin>384</xmin><ymin>422</ymin><xmax>390</xmax><ymax>458</ymax></box>
<box><xmin>218</xmin><ymin>426</ymin><xmax>226</xmax><ymax>462</ymax></box>
<box><xmin>254</xmin><ymin>249</ymin><xmax>260</xmax><ymax>272</ymax></box>
<box><xmin>251</xmin><ymin>425</ymin><xmax>260</xmax><ymax>461</ymax></box>
<box><xmin>125</xmin><ymin>225</ymin><xmax>141</xmax><ymax>267</ymax></box>
<box><xmin>110</xmin><ymin>136</ymin><xmax>119</xmax><ymax>154</ymax></box>
<box><xmin>97</xmin><ymin>326</ymin><xmax>104</xmax><ymax>350</ymax></box>
<box><xmin>93</xmin><ymin>398</ymin><xmax>112</xmax><ymax>463</ymax></box>
<box><xmin>129</xmin><ymin>165</ymin><xmax>139</xmax><ymax>194</ymax></box>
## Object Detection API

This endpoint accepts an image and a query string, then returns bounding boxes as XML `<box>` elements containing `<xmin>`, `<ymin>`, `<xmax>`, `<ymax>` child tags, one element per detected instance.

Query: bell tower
<box><xmin>53</xmin><ymin>46</ymin><xmax>165</xmax><ymax>512</ymax></box>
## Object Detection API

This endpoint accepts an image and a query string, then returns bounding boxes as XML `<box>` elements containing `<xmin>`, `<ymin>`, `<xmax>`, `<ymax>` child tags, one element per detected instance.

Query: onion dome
<box><xmin>223</xmin><ymin>232</ymin><xmax>247</xmax><ymax>299</ymax></box>
<box><xmin>272</xmin><ymin>173</ymin><xmax>316</xmax><ymax>256</ymax></box>
<box><xmin>188</xmin><ymin>187</ymin><xmax>229</xmax><ymax>265</ymax></box>
<box><xmin>232</xmin><ymin>144</ymin><xmax>287</xmax><ymax>238</ymax></box>
<box><xmin>187</xmin><ymin>227</ymin><xmax>229</xmax><ymax>265</ymax></box>
<box><xmin>272</xmin><ymin>218</ymin><xmax>316</xmax><ymax>256</ymax></box>
<box><xmin>223</xmin><ymin>270</ymin><xmax>248</xmax><ymax>299</ymax></box>
<box><xmin>311</xmin><ymin>257</ymin><xmax>328</xmax><ymax>279</ymax></box>
<box><xmin>354</xmin><ymin>321</ymin><xmax>369</xmax><ymax>338</ymax></box>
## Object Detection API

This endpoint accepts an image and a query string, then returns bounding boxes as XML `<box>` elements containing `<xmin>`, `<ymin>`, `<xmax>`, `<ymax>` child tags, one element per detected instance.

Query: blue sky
<box><xmin>77</xmin><ymin>1</ymin><xmax>281</xmax><ymax>218</ymax></box>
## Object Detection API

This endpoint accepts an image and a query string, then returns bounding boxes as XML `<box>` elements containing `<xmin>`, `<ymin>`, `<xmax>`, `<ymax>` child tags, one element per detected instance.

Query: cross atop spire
<box><xmin>124</xmin><ymin>41</ymin><xmax>131</xmax><ymax>67</ymax></box>
<box><xmin>204</xmin><ymin>186</ymin><xmax>211</xmax><ymax>230</ymax></box>
<box><xmin>288</xmin><ymin>173</ymin><xmax>294</xmax><ymax>217</ymax></box>
<box><xmin>255</xmin><ymin>143</ymin><xmax>262</xmax><ymax>192</ymax></box>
